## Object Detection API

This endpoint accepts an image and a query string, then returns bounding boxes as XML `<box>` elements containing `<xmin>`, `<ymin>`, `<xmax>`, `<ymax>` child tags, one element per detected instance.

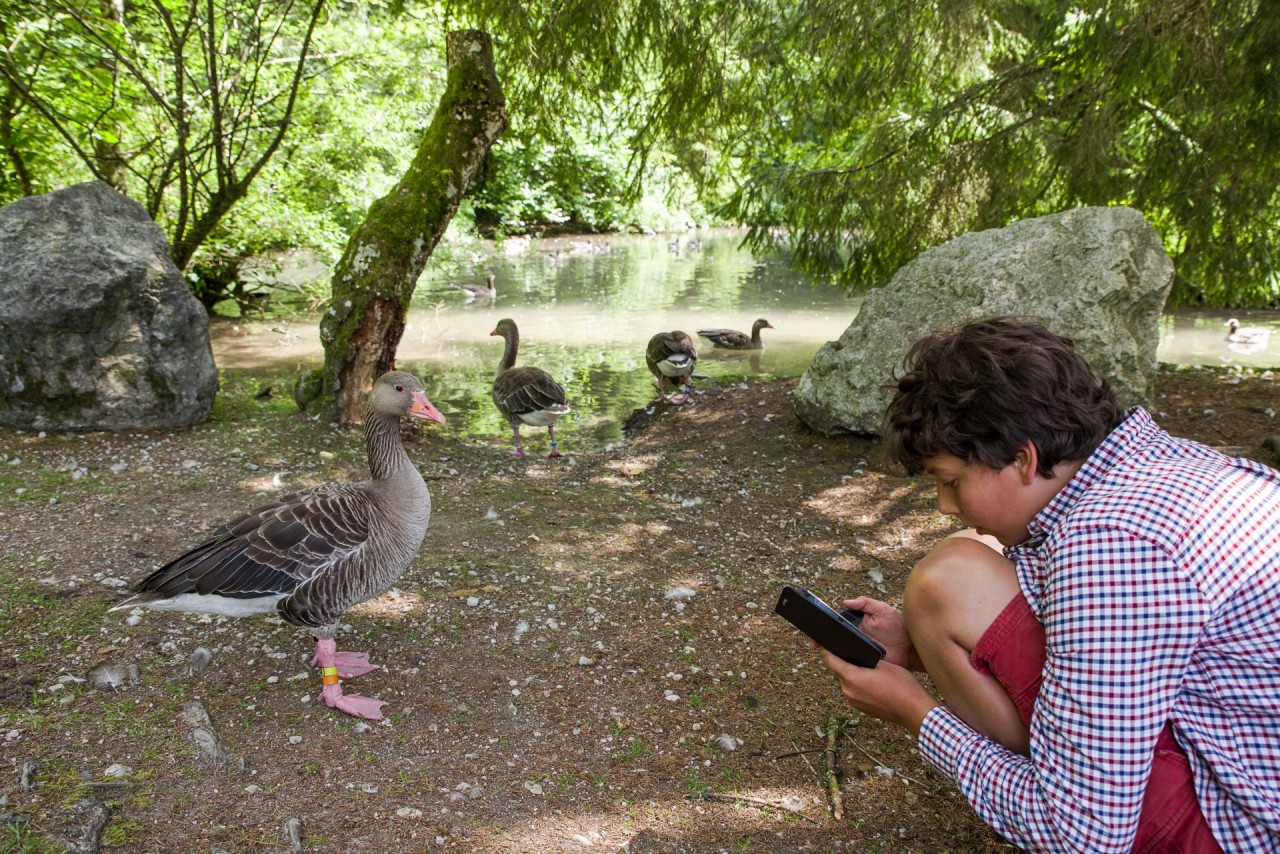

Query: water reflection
<box><xmin>211</xmin><ymin>233</ymin><xmax>1280</xmax><ymax>450</ymax></box>
<box><xmin>1158</xmin><ymin>311</ymin><xmax>1280</xmax><ymax>369</ymax></box>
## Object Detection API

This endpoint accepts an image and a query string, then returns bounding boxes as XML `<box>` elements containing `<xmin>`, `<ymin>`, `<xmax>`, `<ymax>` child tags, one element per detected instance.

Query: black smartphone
<box><xmin>774</xmin><ymin>585</ymin><xmax>886</xmax><ymax>668</ymax></box>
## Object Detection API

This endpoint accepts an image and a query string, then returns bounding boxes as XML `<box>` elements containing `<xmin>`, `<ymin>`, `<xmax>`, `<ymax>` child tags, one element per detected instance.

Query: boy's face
<box><xmin>922</xmin><ymin>450</ymin><xmax>1047</xmax><ymax>547</ymax></box>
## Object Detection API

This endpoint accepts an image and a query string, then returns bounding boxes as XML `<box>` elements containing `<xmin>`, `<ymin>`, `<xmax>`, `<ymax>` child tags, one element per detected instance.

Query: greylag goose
<box><xmin>646</xmin><ymin>330</ymin><xmax>698</xmax><ymax>404</ymax></box>
<box><xmin>490</xmin><ymin>318</ymin><xmax>571</xmax><ymax>457</ymax></box>
<box><xmin>698</xmin><ymin>318</ymin><xmax>774</xmax><ymax>351</ymax></box>
<box><xmin>1225</xmin><ymin>318</ymin><xmax>1271</xmax><ymax>346</ymax></box>
<box><xmin>111</xmin><ymin>371</ymin><xmax>446</xmax><ymax>720</ymax></box>
<box><xmin>458</xmin><ymin>274</ymin><xmax>497</xmax><ymax>301</ymax></box>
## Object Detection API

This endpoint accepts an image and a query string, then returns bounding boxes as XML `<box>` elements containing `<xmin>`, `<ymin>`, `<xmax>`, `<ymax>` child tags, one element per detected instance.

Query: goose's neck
<box><xmin>751</xmin><ymin>326</ymin><xmax>762</xmax><ymax>346</ymax></box>
<box><xmin>497</xmin><ymin>330</ymin><xmax>520</xmax><ymax>375</ymax></box>
<box><xmin>365</xmin><ymin>411</ymin><xmax>413</xmax><ymax>481</ymax></box>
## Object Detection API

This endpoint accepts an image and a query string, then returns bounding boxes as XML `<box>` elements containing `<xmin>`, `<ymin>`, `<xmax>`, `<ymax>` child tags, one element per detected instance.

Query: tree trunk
<box><xmin>93</xmin><ymin>0</ymin><xmax>129</xmax><ymax>195</ymax></box>
<box><xmin>302</xmin><ymin>29</ymin><xmax>507</xmax><ymax>424</ymax></box>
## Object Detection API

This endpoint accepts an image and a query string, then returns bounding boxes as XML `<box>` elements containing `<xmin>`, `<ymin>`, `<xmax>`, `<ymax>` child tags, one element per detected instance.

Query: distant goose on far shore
<box><xmin>459</xmin><ymin>274</ymin><xmax>497</xmax><ymax>301</ymax></box>
<box><xmin>698</xmin><ymin>318</ymin><xmax>774</xmax><ymax>351</ymax></box>
<box><xmin>1225</xmin><ymin>318</ymin><xmax>1271</xmax><ymax>347</ymax></box>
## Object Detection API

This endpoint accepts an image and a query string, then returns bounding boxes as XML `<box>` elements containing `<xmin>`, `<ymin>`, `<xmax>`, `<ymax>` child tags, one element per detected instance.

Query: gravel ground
<box><xmin>1</xmin><ymin>364</ymin><xmax>1277</xmax><ymax>853</ymax></box>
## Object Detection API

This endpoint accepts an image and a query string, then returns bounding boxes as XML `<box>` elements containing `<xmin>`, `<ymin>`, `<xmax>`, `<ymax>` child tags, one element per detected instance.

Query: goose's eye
<box><xmin>394</xmin><ymin>384</ymin><xmax>405</xmax><ymax>393</ymax></box>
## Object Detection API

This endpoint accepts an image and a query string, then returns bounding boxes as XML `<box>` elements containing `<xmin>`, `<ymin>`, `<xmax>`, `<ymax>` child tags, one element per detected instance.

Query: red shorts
<box><xmin>971</xmin><ymin>592</ymin><xmax>1223</xmax><ymax>854</ymax></box>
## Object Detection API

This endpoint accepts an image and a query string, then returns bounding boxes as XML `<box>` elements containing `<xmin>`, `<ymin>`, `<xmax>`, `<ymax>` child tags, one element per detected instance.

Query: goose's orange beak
<box><xmin>410</xmin><ymin>391</ymin><xmax>446</xmax><ymax>425</ymax></box>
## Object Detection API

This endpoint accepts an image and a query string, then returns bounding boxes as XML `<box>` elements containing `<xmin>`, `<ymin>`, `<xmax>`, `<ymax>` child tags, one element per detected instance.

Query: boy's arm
<box><xmin>916</xmin><ymin>528</ymin><xmax>1207</xmax><ymax>852</ymax></box>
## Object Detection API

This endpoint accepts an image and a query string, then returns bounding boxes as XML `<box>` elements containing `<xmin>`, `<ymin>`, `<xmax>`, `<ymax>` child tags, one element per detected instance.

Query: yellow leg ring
<box><xmin>321</xmin><ymin>666</ymin><xmax>340</xmax><ymax>686</ymax></box>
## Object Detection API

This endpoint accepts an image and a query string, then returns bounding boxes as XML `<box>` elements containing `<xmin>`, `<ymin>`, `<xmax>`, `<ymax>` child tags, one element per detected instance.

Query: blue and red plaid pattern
<box><xmin>917</xmin><ymin>408</ymin><xmax>1280</xmax><ymax>852</ymax></box>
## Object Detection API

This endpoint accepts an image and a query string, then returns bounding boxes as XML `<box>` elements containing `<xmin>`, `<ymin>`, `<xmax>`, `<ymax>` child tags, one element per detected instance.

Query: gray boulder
<box><xmin>794</xmin><ymin>206</ymin><xmax>1174</xmax><ymax>436</ymax></box>
<box><xmin>0</xmin><ymin>181</ymin><xmax>217</xmax><ymax>430</ymax></box>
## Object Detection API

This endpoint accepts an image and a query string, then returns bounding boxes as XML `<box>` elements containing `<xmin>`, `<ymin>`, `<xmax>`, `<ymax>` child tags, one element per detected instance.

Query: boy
<box><xmin>821</xmin><ymin>317</ymin><xmax>1280</xmax><ymax>852</ymax></box>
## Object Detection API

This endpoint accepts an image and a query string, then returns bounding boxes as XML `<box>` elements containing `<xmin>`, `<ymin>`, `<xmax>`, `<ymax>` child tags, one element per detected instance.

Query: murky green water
<box><xmin>213</xmin><ymin>231</ymin><xmax>1280</xmax><ymax>451</ymax></box>
<box><xmin>213</xmin><ymin>230</ymin><xmax>859</xmax><ymax>450</ymax></box>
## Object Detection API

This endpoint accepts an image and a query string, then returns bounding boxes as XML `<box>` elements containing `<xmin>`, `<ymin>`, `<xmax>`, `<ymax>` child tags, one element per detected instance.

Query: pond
<box><xmin>212</xmin><ymin>230</ymin><xmax>1280</xmax><ymax>450</ymax></box>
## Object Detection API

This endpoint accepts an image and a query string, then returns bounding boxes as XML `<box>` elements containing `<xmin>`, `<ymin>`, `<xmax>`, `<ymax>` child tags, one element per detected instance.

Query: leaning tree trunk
<box><xmin>299</xmin><ymin>29</ymin><xmax>507</xmax><ymax>423</ymax></box>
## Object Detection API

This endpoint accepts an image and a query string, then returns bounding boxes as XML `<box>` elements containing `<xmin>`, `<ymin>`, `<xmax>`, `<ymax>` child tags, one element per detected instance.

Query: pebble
<box><xmin>103</xmin><ymin>764</ymin><xmax>133</xmax><ymax>778</ymax></box>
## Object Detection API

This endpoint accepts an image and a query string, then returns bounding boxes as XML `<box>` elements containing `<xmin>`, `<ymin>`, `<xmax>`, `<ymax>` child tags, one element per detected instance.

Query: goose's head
<box><xmin>371</xmin><ymin>371</ymin><xmax>446</xmax><ymax>424</ymax></box>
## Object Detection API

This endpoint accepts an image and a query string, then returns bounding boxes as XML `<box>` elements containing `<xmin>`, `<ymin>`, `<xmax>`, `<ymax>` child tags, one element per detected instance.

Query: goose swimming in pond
<box><xmin>458</xmin><ymin>274</ymin><xmax>497</xmax><ymax>302</ymax></box>
<box><xmin>646</xmin><ymin>331</ymin><xmax>698</xmax><ymax>404</ymax></box>
<box><xmin>490</xmin><ymin>318</ymin><xmax>571</xmax><ymax>457</ymax></box>
<box><xmin>1225</xmin><ymin>318</ymin><xmax>1271</xmax><ymax>347</ymax></box>
<box><xmin>698</xmin><ymin>318</ymin><xmax>774</xmax><ymax>351</ymax></box>
<box><xmin>112</xmin><ymin>371</ymin><xmax>446</xmax><ymax>720</ymax></box>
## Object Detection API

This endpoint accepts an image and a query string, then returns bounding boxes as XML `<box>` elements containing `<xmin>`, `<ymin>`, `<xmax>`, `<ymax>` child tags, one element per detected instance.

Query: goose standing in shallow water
<box><xmin>112</xmin><ymin>371</ymin><xmax>446</xmax><ymax>720</ymax></box>
<box><xmin>490</xmin><ymin>318</ymin><xmax>571</xmax><ymax>457</ymax></box>
<box><xmin>458</xmin><ymin>273</ymin><xmax>497</xmax><ymax>302</ymax></box>
<box><xmin>646</xmin><ymin>331</ymin><xmax>698</xmax><ymax>404</ymax></box>
<box><xmin>697</xmin><ymin>318</ymin><xmax>774</xmax><ymax>351</ymax></box>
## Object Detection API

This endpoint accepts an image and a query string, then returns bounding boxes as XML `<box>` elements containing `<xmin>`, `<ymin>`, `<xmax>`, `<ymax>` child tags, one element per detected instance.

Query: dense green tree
<box><xmin>450</xmin><ymin>0</ymin><xmax>1280</xmax><ymax>306</ymax></box>
<box><xmin>0</xmin><ymin>0</ymin><xmax>327</xmax><ymax>285</ymax></box>
<box><xmin>4</xmin><ymin>0</ymin><xmax>1277</xmax><ymax>308</ymax></box>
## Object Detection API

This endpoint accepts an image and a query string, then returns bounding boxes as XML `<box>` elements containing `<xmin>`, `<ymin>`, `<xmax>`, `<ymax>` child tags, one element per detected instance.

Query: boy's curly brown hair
<box><xmin>884</xmin><ymin>316</ymin><xmax>1125</xmax><ymax>476</ymax></box>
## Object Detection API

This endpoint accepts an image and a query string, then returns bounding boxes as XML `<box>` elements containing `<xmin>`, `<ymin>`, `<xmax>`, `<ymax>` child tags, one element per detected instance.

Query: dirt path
<box><xmin>1</xmin><ymin>366</ymin><xmax>1276</xmax><ymax>852</ymax></box>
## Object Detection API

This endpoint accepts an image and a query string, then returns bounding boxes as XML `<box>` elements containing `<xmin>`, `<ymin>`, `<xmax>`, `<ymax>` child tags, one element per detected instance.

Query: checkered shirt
<box><xmin>917</xmin><ymin>407</ymin><xmax>1280</xmax><ymax>852</ymax></box>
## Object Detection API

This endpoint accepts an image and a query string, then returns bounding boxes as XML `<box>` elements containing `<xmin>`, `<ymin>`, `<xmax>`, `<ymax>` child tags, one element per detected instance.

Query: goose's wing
<box><xmin>650</xmin><ymin>332</ymin><xmax>697</xmax><ymax>374</ymax></box>
<box><xmin>646</xmin><ymin>333</ymin><xmax>681</xmax><ymax>375</ymax></box>
<box><xmin>494</xmin><ymin>366</ymin><xmax>568</xmax><ymax>416</ymax></box>
<box><xmin>698</xmin><ymin>328</ymin><xmax>749</xmax><ymax>348</ymax></box>
<box><xmin>129</xmin><ymin>484</ymin><xmax>373</xmax><ymax>604</ymax></box>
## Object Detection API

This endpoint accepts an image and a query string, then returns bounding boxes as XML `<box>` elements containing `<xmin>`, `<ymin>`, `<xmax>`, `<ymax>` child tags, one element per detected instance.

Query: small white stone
<box><xmin>288</xmin><ymin>735</ymin><xmax>303</xmax><ymax>745</ymax></box>
<box><xmin>395</xmin><ymin>807</ymin><xmax>423</xmax><ymax>818</ymax></box>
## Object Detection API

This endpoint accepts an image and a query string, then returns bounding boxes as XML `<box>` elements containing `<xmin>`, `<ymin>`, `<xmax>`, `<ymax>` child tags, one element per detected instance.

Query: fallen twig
<box><xmin>824</xmin><ymin>717</ymin><xmax>844</xmax><ymax>819</ymax></box>
<box><xmin>787</xmin><ymin>732</ymin><xmax>821</xmax><ymax>786</ymax></box>
<box><xmin>773</xmin><ymin>748</ymin><xmax>825</xmax><ymax>760</ymax></box>
<box><xmin>843</xmin><ymin>732</ymin><xmax>931</xmax><ymax>792</ymax></box>
<box><xmin>684</xmin><ymin>791</ymin><xmax>821</xmax><ymax>823</ymax></box>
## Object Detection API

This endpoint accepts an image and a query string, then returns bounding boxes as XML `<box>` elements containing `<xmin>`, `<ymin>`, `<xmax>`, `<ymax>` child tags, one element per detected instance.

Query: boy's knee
<box><xmin>907</xmin><ymin>538</ymin><xmax>979</xmax><ymax>606</ymax></box>
<box><xmin>905</xmin><ymin>536</ymin><xmax>1016</xmax><ymax>625</ymax></box>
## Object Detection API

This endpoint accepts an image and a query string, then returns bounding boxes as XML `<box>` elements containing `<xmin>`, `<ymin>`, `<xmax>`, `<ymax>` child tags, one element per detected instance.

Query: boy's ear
<box><xmin>1014</xmin><ymin>441</ymin><xmax>1041</xmax><ymax>484</ymax></box>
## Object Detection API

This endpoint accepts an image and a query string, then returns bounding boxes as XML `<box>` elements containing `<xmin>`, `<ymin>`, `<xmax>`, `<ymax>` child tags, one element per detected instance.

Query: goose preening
<box><xmin>646</xmin><ymin>331</ymin><xmax>698</xmax><ymax>404</ymax></box>
<box><xmin>458</xmin><ymin>274</ymin><xmax>497</xmax><ymax>302</ymax></box>
<box><xmin>697</xmin><ymin>318</ymin><xmax>774</xmax><ymax>351</ymax></box>
<box><xmin>111</xmin><ymin>371</ymin><xmax>446</xmax><ymax>720</ymax></box>
<box><xmin>1225</xmin><ymin>318</ymin><xmax>1271</xmax><ymax>348</ymax></box>
<box><xmin>490</xmin><ymin>318</ymin><xmax>571</xmax><ymax>457</ymax></box>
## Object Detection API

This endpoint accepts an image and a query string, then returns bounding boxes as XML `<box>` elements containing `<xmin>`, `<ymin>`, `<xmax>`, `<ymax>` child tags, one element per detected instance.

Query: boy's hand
<box><xmin>821</xmin><ymin>650</ymin><xmax>937</xmax><ymax>736</ymax></box>
<box><xmin>841</xmin><ymin>596</ymin><xmax>921</xmax><ymax>671</ymax></box>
